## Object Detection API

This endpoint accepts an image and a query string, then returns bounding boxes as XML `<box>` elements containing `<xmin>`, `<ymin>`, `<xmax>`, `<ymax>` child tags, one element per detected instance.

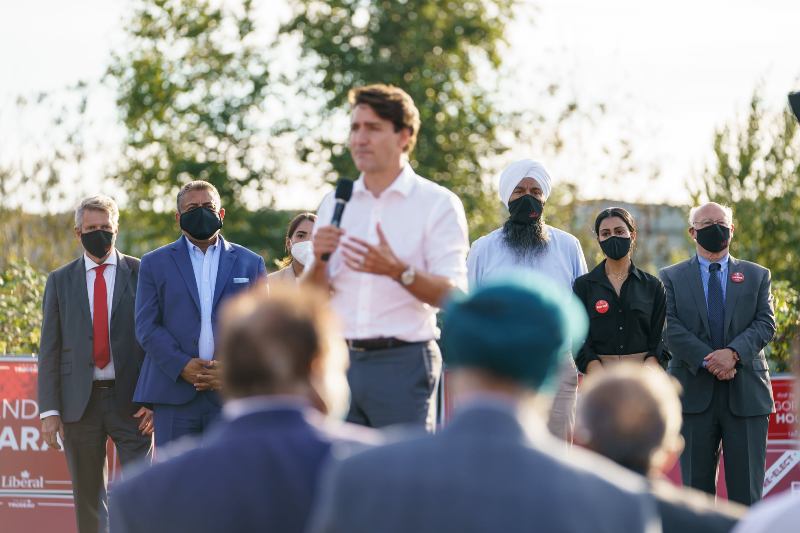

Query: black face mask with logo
<box><xmin>180</xmin><ymin>207</ymin><xmax>223</xmax><ymax>241</ymax></box>
<box><xmin>81</xmin><ymin>230</ymin><xmax>114</xmax><ymax>259</ymax></box>
<box><xmin>599</xmin><ymin>236</ymin><xmax>631</xmax><ymax>260</ymax></box>
<box><xmin>508</xmin><ymin>195</ymin><xmax>544</xmax><ymax>225</ymax></box>
<box><xmin>695</xmin><ymin>224</ymin><xmax>730</xmax><ymax>253</ymax></box>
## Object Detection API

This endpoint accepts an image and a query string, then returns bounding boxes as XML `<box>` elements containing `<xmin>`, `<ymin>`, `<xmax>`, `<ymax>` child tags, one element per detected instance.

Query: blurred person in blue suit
<box><xmin>133</xmin><ymin>180</ymin><xmax>266</xmax><ymax>446</ymax></box>
<box><xmin>308</xmin><ymin>272</ymin><xmax>660</xmax><ymax>533</ymax></box>
<box><xmin>111</xmin><ymin>284</ymin><xmax>377</xmax><ymax>533</ymax></box>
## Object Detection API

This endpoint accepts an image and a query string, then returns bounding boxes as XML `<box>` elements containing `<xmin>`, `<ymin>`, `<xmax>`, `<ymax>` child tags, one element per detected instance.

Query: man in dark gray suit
<box><xmin>660</xmin><ymin>202</ymin><xmax>775</xmax><ymax>505</ymax></box>
<box><xmin>309</xmin><ymin>272</ymin><xmax>660</xmax><ymax>533</ymax></box>
<box><xmin>576</xmin><ymin>364</ymin><xmax>745</xmax><ymax>533</ymax></box>
<box><xmin>38</xmin><ymin>195</ymin><xmax>153</xmax><ymax>533</ymax></box>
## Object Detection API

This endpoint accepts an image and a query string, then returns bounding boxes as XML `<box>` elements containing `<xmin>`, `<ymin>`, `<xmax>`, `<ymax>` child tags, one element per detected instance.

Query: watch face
<box><xmin>401</xmin><ymin>267</ymin><xmax>415</xmax><ymax>286</ymax></box>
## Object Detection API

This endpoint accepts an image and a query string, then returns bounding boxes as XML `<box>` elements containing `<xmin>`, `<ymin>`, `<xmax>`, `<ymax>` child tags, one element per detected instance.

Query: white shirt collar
<box><xmin>84</xmin><ymin>249</ymin><xmax>118</xmax><ymax>272</ymax></box>
<box><xmin>353</xmin><ymin>163</ymin><xmax>417</xmax><ymax>198</ymax></box>
<box><xmin>184</xmin><ymin>234</ymin><xmax>221</xmax><ymax>255</ymax></box>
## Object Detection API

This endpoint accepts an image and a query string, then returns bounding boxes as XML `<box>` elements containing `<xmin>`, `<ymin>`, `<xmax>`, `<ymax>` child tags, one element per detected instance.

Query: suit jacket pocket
<box><xmin>60</xmin><ymin>361</ymin><xmax>72</xmax><ymax>375</ymax></box>
<box><xmin>752</xmin><ymin>358</ymin><xmax>769</xmax><ymax>371</ymax></box>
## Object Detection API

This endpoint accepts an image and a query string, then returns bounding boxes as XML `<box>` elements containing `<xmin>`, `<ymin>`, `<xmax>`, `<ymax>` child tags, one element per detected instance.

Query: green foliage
<box><xmin>0</xmin><ymin>209</ymin><xmax>77</xmax><ymax>274</ymax></box>
<box><xmin>766</xmin><ymin>281</ymin><xmax>800</xmax><ymax>373</ymax></box>
<box><xmin>108</xmin><ymin>0</ymin><xmax>273</xmax><ymax>211</ymax></box>
<box><xmin>281</xmin><ymin>0</ymin><xmax>516</xmax><ymax>239</ymax></box>
<box><xmin>0</xmin><ymin>260</ymin><xmax>47</xmax><ymax>356</ymax></box>
<box><xmin>696</xmin><ymin>91</ymin><xmax>800</xmax><ymax>288</ymax></box>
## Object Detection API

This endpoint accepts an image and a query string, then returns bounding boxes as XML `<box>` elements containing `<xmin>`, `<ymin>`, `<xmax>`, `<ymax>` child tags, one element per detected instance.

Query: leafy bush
<box><xmin>766</xmin><ymin>280</ymin><xmax>800</xmax><ymax>373</ymax></box>
<box><xmin>0</xmin><ymin>259</ymin><xmax>46</xmax><ymax>355</ymax></box>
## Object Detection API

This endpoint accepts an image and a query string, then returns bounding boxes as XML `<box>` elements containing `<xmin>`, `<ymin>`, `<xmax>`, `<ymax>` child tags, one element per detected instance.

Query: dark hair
<box><xmin>594</xmin><ymin>207</ymin><xmax>637</xmax><ymax>236</ymax></box>
<box><xmin>218</xmin><ymin>285</ymin><xmax>337</xmax><ymax>398</ymax></box>
<box><xmin>348</xmin><ymin>84</ymin><xmax>421</xmax><ymax>153</ymax></box>
<box><xmin>278</xmin><ymin>212</ymin><xmax>317</xmax><ymax>269</ymax></box>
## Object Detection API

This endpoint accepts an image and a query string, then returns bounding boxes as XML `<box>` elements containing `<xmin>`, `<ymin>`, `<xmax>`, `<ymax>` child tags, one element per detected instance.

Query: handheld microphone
<box><xmin>322</xmin><ymin>179</ymin><xmax>354</xmax><ymax>262</ymax></box>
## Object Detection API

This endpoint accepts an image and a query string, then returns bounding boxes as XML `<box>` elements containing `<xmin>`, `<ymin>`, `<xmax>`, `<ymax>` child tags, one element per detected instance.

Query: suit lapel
<box><xmin>170</xmin><ymin>238</ymin><xmax>201</xmax><ymax>313</ymax></box>
<box><xmin>685</xmin><ymin>256</ymin><xmax>711</xmax><ymax>339</ymax></box>
<box><xmin>69</xmin><ymin>256</ymin><xmax>93</xmax><ymax>336</ymax></box>
<box><xmin>723</xmin><ymin>256</ymin><xmax>740</xmax><ymax>339</ymax></box>
<box><xmin>110</xmin><ymin>251</ymin><xmax>131</xmax><ymax>320</ymax></box>
<box><xmin>213</xmin><ymin>236</ymin><xmax>237</xmax><ymax>309</ymax></box>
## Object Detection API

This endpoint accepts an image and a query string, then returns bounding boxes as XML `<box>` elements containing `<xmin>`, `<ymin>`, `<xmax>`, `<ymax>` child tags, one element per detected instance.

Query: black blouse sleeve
<box><xmin>645</xmin><ymin>277</ymin><xmax>668</xmax><ymax>365</ymax></box>
<box><xmin>573</xmin><ymin>277</ymin><xmax>600</xmax><ymax>374</ymax></box>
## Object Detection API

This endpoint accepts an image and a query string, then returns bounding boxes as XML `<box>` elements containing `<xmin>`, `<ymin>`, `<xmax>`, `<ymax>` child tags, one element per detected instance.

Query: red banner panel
<box><xmin>0</xmin><ymin>357</ymin><xmax>120</xmax><ymax>533</ymax></box>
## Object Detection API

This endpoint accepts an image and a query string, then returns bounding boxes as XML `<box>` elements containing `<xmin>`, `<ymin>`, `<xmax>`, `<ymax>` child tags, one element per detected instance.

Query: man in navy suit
<box><xmin>133</xmin><ymin>180</ymin><xmax>266</xmax><ymax>446</ymax></box>
<box><xmin>110</xmin><ymin>285</ymin><xmax>377</xmax><ymax>533</ymax></box>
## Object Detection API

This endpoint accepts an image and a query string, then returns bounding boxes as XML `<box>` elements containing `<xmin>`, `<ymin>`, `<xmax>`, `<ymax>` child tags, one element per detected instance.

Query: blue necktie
<box><xmin>707</xmin><ymin>263</ymin><xmax>725</xmax><ymax>349</ymax></box>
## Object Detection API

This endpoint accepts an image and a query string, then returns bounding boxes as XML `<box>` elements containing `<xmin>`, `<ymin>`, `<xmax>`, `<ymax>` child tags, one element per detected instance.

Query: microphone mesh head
<box><xmin>334</xmin><ymin>179</ymin><xmax>354</xmax><ymax>201</ymax></box>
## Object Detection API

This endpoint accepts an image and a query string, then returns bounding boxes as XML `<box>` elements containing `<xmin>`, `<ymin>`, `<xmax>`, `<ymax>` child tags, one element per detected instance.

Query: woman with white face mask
<box><xmin>268</xmin><ymin>212</ymin><xmax>317</xmax><ymax>286</ymax></box>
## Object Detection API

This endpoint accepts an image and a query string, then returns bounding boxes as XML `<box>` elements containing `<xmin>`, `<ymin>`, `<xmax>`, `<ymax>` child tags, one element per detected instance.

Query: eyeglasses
<box><xmin>692</xmin><ymin>219</ymin><xmax>730</xmax><ymax>229</ymax></box>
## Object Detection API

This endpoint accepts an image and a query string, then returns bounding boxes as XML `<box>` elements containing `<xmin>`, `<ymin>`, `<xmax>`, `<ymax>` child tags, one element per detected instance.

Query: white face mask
<box><xmin>290</xmin><ymin>240</ymin><xmax>314</xmax><ymax>266</ymax></box>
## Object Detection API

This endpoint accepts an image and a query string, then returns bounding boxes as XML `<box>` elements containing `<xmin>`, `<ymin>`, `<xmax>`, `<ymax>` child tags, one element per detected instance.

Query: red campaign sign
<box><xmin>769</xmin><ymin>376</ymin><xmax>797</xmax><ymax>441</ymax></box>
<box><xmin>0</xmin><ymin>357</ymin><xmax>119</xmax><ymax>533</ymax></box>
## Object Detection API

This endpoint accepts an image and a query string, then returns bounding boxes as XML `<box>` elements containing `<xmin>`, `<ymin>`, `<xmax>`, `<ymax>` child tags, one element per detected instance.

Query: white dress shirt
<box><xmin>467</xmin><ymin>225</ymin><xmax>588</xmax><ymax>291</ymax></box>
<box><xmin>313</xmin><ymin>164</ymin><xmax>469</xmax><ymax>341</ymax></box>
<box><xmin>40</xmin><ymin>251</ymin><xmax>118</xmax><ymax>420</ymax></box>
<box><xmin>185</xmin><ymin>236</ymin><xmax>221</xmax><ymax>360</ymax></box>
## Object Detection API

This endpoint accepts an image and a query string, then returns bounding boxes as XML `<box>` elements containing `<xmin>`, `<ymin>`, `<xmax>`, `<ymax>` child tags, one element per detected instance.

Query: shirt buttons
<box><xmin>618</xmin><ymin>326</ymin><xmax>623</xmax><ymax>331</ymax></box>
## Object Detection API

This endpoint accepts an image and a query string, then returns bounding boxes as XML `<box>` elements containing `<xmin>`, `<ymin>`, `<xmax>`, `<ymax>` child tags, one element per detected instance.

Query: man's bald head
<box><xmin>688</xmin><ymin>202</ymin><xmax>733</xmax><ymax>227</ymax></box>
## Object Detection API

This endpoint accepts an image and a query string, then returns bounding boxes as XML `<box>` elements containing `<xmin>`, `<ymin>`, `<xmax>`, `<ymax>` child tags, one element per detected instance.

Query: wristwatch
<box><xmin>399</xmin><ymin>265</ymin><xmax>416</xmax><ymax>286</ymax></box>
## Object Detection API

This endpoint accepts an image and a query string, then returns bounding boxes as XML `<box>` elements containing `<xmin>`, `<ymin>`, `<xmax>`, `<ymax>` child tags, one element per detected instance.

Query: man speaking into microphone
<box><xmin>306</xmin><ymin>84</ymin><xmax>469</xmax><ymax>432</ymax></box>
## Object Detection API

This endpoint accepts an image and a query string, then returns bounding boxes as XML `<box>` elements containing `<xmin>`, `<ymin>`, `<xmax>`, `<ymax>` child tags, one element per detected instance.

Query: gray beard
<box><xmin>501</xmin><ymin>217</ymin><xmax>549</xmax><ymax>260</ymax></box>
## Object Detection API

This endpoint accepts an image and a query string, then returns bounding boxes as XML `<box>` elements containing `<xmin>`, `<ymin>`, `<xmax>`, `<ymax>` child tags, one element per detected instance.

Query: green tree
<box><xmin>108</xmin><ymin>0</ymin><xmax>273</xmax><ymax>212</ymax></box>
<box><xmin>0</xmin><ymin>260</ymin><xmax>47</xmax><ymax>355</ymax></box>
<box><xmin>281</xmin><ymin>0</ymin><xmax>515</xmax><ymax>239</ymax></box>
<box><xmin>695</xmin><ymin>91</ymin><xmax>800</xmax><ymax>288</ymax></box>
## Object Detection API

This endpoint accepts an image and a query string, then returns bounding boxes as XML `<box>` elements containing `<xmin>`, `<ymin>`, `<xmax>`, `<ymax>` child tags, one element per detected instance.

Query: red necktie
<box><xmin>92</xmin><ymin>264</ymin><xmax>111</xmax><ymax>369</ymax></box>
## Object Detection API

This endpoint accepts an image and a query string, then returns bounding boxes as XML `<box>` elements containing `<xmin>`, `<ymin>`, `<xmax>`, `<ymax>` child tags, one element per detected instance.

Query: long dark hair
<box><xmin>278</xmin><ymin>212</ymin><xmax>317</xmax><ymax>268</ymax></box>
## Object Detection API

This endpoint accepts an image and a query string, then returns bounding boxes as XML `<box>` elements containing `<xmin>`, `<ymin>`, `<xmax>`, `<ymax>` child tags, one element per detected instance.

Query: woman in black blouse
<box><xmin>573</xmin><ymin>207</ymin><xmax>667</xmax><ymax>374</ymax></box>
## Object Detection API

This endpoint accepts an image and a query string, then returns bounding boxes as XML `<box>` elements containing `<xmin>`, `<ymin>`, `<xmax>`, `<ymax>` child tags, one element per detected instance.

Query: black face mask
<box><xmin>695</xmin><ymin>224</ymin><xmax>730</xmax><ymax>253</ymax></box>
<box><xmin>81</xmin><ymin>230</ymin><xmax>114</xmax><ymax>259</ymax></box>
<box><xmin>599</xmin><ymin>236</ymin><xmax>631</xmax><ymax>260</ymax></box>
<box><xmin>180</xmin><ymin>207</ymin><xmax>223</xmax><ymax>241</ymax></box>
<box><xmin>508</xmin><ymin>195</ymin><xmax>544</xmax><ymax>225</ymax></box>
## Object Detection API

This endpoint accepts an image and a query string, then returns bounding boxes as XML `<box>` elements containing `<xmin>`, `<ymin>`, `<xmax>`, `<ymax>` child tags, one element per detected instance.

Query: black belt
<box><xmin>346</xmin><ymin>337</ymin><xmax>417</xmax><ymax>351</ymax></box>
<box><xmin>93</xmin><ymin>379</ymin><xmax>115</xmax><ymax>389</ymax></box>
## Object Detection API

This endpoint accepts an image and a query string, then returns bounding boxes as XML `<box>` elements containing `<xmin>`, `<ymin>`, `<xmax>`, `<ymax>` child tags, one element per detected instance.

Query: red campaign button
<box><xmin>731</xmin><ymin>272</ymin><xmax>744</xmax><ymax>283</ymax></box>
<box><xmin>595</xmin><ymin>300</ymin><xmax>609</xmax><ymax>314</ymax></box>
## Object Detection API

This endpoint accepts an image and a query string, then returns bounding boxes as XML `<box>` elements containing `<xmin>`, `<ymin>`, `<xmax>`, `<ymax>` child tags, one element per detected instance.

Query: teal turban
<box><xmin>441</xmin><ymin>272</ymin><xmax>588</xmax><ymax>391</ymax></box>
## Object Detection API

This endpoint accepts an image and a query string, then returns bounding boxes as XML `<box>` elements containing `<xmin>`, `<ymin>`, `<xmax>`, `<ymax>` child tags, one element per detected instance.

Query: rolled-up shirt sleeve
<box><xmin>424</xmin><ymin>191</ymin><xmax>469</xmax><ymax>293</ymax></box>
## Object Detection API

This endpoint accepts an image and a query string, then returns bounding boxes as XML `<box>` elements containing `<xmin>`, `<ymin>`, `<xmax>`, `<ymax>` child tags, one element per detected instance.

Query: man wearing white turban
<box><xmin>466</xmin><ymin>158</ymin><xmax>588</xmax><ymax>442</ymax></box>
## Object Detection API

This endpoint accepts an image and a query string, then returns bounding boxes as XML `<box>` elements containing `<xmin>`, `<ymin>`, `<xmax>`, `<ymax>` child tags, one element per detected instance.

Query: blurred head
<box><xmin>175</xmin><ymin>180</ymin><xmax>225</xmax><ymax>243</ymax></box>
<box><xmin>217</xmin><ymin>285</ymin><xmax>350</xmax><ymax>419</ymax></box>
<box><xmin>348</xmin><ymin>84</ymin><xmax>420</xmax><ymax>174</ymax></box>
<box><xmin>688</xmin><ymin>202</ymin><xmax>734</xmax><ymax>258</ymax></box>
<box><xmin>594</xmin><ymin>207</ymin><xmax>637</xmax><ymax>261</ymax></box>
<box><xmin>575</xmin><ymin>364</ymin><xmax>684</xmax><ymax>477</ymax></box>
<box><xmin>442</xmin><ymin>272</ymin><xmax>587</xmax><ymax>403</ymax></box>
<box><xmin>73</xmin><ymin>195</ymin><xmax>120</xmax><ymax>261</ymax></box>
<box><xmin>284</xmin><ymin>212</ymin><xmax>316</xmax><ymax>267</ymax></box>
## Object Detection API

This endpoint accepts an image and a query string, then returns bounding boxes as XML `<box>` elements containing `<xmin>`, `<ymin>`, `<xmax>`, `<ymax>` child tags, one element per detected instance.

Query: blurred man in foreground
<box><xmin>576</xmin><ymin>364</ymin><xmax>745</xmax><ymax>533</ymax></box>
<box><xmin>111</xmin><ymin>286</ymin><xmax>378</xmax><ymax>533</ymax></box>
<box><xmin>308</xmin><ymin>273</ymin><xmax>659</xmax><ymax>533</ymax></box>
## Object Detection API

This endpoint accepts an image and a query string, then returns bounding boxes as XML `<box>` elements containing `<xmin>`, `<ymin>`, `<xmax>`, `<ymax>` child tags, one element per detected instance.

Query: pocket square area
<box><xmin>233</xmin><ymin>277</ymin><xmax>250</xmax><ymax>283</ymax></box>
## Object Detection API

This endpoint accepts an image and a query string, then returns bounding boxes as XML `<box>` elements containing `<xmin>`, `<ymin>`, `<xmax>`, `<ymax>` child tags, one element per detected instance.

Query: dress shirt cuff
<box><xmin>40</xmin><ymin>410</ymin><xmax>60</xmax><ymax>420</ymax></box>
